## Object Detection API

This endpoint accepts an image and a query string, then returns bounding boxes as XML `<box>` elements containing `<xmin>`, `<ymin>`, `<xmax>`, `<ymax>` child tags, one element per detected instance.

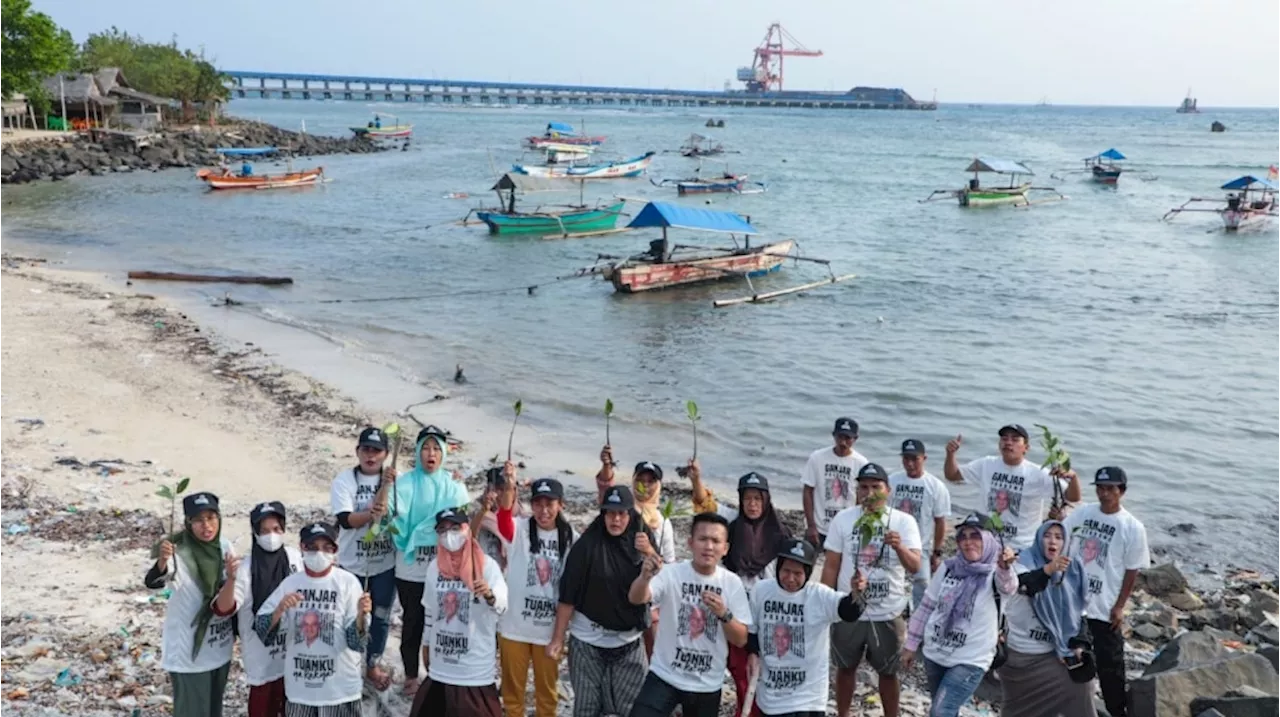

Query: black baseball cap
<box><xmin>300</xmin><ymin>521</ymin><xmax>339</xmax><ymax>546</ymax></box>
<box><xmin>998</xmin><ymin>424</ymin><xmax>1030</xmax><ymax>441</ymax></box>
<box><xmin>775</xmin><ymin>537</ymin><xmax>817</xmax><ymax>567</ymax></box>
<box><xmin>250</xmin><ymin>500</ymin><xmax>286</xmax><ymax>530</ymax></box>
<box><xmin>183</xmin><ymin>491</ymin><xmax>220</xmax><ymax>518</ymax></box>
<box><xmin>738</xmin><ymin>472</ymin><xmax>770</xmax><ymax>492</ymax></box>
<box><xmin>601</xmin><ymin>485</ymin><xmax>635</xmax><ymax>511</ymax></box>
<box><xmin>956</xmin><ymin>512</ymin><xmax>986</xmax><ymax>531</ymax></box>
<box><xmin>435</xmin><ymin>507</ymin><xmax>469</xmax><ymax>527</ymax></box>
<box><xmin>833</xmin><ymin>417</ymin><xmax>859</xmax><ymax>437</ymax></box>
<box><xmin>416</xmin><ymin>424</ymin><xmax>449</xmax><ymax>444</ymax></box>
<box><xmin>900</xmin><ymin>439</ymin><xmax>926</xmax><ymax>456</ymax></box>
<box><xmin>633</xmin><ymin>461</ymin><xmax>663</xmax><ymax>481</ymax></box>
<box><xmin>1092</xmin><ymin>466</ymin><xmax>1128</xmax><ymax>486</ymax></box>
<box><xmin>357</xmin><ymin>426</ymin><xmax>389</xmax><ymax>451</ymax></box>
<box><xmin>530</xmin><ymin>477</ymin><xmax>564</xmax><ymax>500</ymax></box>
<box><xmin>856</xmin><ymin>462</ymin><xmax>889</xmax><ymax>482</ymax></box>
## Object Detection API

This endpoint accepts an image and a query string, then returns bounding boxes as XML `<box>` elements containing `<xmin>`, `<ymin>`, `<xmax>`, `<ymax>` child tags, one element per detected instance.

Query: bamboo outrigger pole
<box><xmin>713</xmin><ymin>273</ymin><xmax>858</xmax><ymax>308</ymax></box>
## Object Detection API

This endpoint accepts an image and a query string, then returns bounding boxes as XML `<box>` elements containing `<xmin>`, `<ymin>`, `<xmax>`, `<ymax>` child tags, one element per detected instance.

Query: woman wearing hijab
<box><xmin>549</xmin><ymin>485</ymin><xmax>655</xmax><ymax>717</ymax></box>
<box><xmin>145</xmin><ymin>491</ymin><xmax>236</xmax><ymax>717</ymax></box>
<box><xmin>212</xmin><ymin>501</ymin><xmax>303</xmax><ymax>717</ymax></box>
<box><xmin>391</xmin><ymin>425</ymin><xmax>471</xmax><ymax>697</ymax></box>
<box><xmin>410</xmin><ymin>507</ymin><xmax>508</xmax><ymax>717</ymax></box>
<box><xmin>1000</xmin><ymin>520</ymin><xmax>1095</xmax><ymax>717</ymax></box>
<box><xmin>689</xmin><ymin>468</ymin><xmax>791</xmax><ymax>717</ymax></box>
<box><xmin>901</xmin><ymin>514</ymin><xmax>1017</xmax><ymax>717</ymax></box>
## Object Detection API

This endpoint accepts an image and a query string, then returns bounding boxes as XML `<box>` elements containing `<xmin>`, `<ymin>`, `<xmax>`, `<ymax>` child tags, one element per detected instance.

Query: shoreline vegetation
<box><xmin>1</xmin><ymin>255</ymin><xmax>1276</xmax><ymax>716</ymax></box>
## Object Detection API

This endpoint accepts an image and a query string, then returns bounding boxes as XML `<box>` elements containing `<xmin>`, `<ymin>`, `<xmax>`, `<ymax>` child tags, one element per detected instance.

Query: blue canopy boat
<box><xmin>1051</xmin><ymin>149</ymin><xmax>1157</xmax><ymax>185</ymax></box>
<box><xmin>214</xmin><ymin>147</ymin><xmax>278</xmax><ymax>156</ymax></box>
<box><xmin>1164</xmin><ymin>172</ymin><xmax>1278</xmax><ymax>231</ymax></box>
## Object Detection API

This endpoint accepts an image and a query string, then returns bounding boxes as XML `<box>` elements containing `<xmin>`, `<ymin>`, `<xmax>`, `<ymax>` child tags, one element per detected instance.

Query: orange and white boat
<box><xmin>195</xmin><ymin>165</ymin><xmax>325</xmax><ymax>190</ymax></box>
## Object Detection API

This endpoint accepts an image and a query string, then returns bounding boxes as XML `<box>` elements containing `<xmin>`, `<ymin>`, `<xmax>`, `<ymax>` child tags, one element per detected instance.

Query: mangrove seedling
<box><xmin>660</xmin><ymin>497</ymin><xmax>692</xmax><ymax>520</ymax></box>
<box><xmin>1034</xmin><ymin>424</ymin><xmax>1072</xmax><ymax>472</ymax></box>
<box><xmin>508</xmin><ymin>399</ymin><xmax>523</xmax><ymax>462</ymax></box>
<box><xmin>155</xmin><ymin>477</ymin><xmax>191</xmax><ymax>535</ymax></box>
<box><xmin>686</xmin><ymin>400</ymin><xmax>701</xmax><ymax>459</ymax></box>
<box><xmin>605</xmin><ymin>398</ymin><xmax>614</xmax><ymax>445</ymax></box>
<box><xmin>363</xmin><ymin>422</ymin><xmax>404</xmax><ymax>545</ymax></box>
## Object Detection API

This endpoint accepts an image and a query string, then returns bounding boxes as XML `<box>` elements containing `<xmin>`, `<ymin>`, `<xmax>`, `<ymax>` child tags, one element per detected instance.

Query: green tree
<box><xmin>1</xmin><ymin>0</ymin><xmax>77</xmax><ymax>112</ymax></box>
<box><xmin>80</xmin><ymin>28</ymin><xmax>230</xmax><ymax>121</ymax></box>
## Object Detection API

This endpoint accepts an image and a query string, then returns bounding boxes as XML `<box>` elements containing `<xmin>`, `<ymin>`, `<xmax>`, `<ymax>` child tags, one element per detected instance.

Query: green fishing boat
<box><xmin>464</xmin><ymin>174</ymin><xmax>626</xmax><ymax>237</ymax></box>
<box><xmin>921</xmin><ymin>157</ymin><xmax>1066</xmax><ymax>208</ymax></box>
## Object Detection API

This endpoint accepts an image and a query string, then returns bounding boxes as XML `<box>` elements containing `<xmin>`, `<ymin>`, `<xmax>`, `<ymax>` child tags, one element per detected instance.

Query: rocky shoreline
<box><xmin>0</xmin><ymin>120</ymin><xmax>389</xmax><ymax>184</ymax></box>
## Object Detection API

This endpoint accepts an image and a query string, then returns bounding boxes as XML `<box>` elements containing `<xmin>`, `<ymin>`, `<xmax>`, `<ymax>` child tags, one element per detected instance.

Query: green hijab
<box><xmin>153</xmin><ymin>514</ymin><xmax>223</xmax><ymax>660</ymax></box>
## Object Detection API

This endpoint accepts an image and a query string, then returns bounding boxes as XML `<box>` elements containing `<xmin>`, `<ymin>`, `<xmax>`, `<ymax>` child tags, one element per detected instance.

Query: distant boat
<box><xmin>1051</xmin><ymin>149</ymin><xmax>1158</xmax><ymax>185</ymax></box>
<box><xmin>1037</xmin><ymin>96</ymin><xmax>1050</xmax><ymax>107</ymax></box>
<box><xmin>214</xmin><ymin>147</ymin><xmax>278</xmax><ymax>157</ymax></box>
<box><xmin>196</xmin><ymin>164</ymin><xmax>325</xmax><ymax>191</ymax></box>
<box><xmin>512</xmin><ymin>152</ymin><xmax>655</xmax><ymax>179</ymax></box>
<box><xmin>921</xmin><ymin>157</ymin><xmax>1066</xmax><ymax>208</ymax></box>
<box><xmin>1163</xmin><ymin>170</ymin><xmax>1278</xmax><ymax>231</ymax></box>
<box><xmin>1177</xmin><ymin>89</ymin><xmax>1199</xmax><ymax>114</ymax></box>
<box><xmin>463</xmin><ymin>173</ymin><xmax>625</xmax><ymax>237</ymax></box>
<box><xmin>525</xmin><ymin>122</ymin><xmax>606</xmax><ymax>148</ymax></box>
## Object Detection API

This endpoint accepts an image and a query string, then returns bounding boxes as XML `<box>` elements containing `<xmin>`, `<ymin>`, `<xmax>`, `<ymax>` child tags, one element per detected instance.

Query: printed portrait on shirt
<box><xmin>293</xmin><ymin>608</ymin><xmax>335</xmax><ymax>648</ymax></box>
<box><xmin>438</xmin><ymin>587</ymin><xmax>472</xmax><ymax>626</ymax></box>
<box><xmin>677</xmin><ymin>602</ymin><xmax>719</xmax><ymax>642</ymax></box>
<box><xmin>987</xmin><ymin>488</ymin><xmax>1022</xmax><ymax>519</ymax></box>
<box><xmin>526</xmin><ymin>554</ymin><xmax>559</xmax><ymax>588</ymax></box>
<box><xmin>825</xmin><ymin>473</ymin><xmax>849</xmax><ymax>503</ymax></box>
<box><xmin>897</xmin><ymin>498</ymin><xmax>918</xmax><ymax>522</ymax></box>
<box><xmin>1068</xmin><ymin>520</ymin><xmax>1115</xmax><ymax>568</ymax></box>
<box><xmin>762</xmin><ymin>620</ymin><xmax>804</xmax><ymax>659</ymax></box>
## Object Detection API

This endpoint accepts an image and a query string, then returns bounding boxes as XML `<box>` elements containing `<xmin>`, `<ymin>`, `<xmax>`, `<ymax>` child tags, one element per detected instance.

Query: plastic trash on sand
<box><xmin>53</xmin><ymin>667</ymin><xmax>81</xmax><ymax>687</ymax></box>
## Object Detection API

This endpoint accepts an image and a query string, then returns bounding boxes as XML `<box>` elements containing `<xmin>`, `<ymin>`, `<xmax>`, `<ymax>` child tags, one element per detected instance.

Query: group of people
<box><xmin>146</xmin><ymin>418</ymin><xmax>1150</xmax><ymax>717</ymax></box>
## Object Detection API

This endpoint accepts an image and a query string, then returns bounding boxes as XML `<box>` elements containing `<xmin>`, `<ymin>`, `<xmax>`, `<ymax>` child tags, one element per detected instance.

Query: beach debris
<box><xmin>15</xmin><ymin>417</ymin><xmax>44</xmax><ymax>429</ymax></box>
<box><xmin>454</xmin><ymin>364</ymin><xmax>466</xmax><ymax>384</ymax></box>
<box><xmin>126</xmin><ymin>271</ymin><xmax>294</xmax><ymax>286</ymax></box>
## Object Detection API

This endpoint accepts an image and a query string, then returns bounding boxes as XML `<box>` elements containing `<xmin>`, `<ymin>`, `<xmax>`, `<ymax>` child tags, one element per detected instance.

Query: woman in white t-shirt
<box><xmin>902</xmin><ymin>515</ymin><xmax>1017</xmax><ymax>717</ymax></box>
<box><xmin>211</xmin><ymin>501</ymin><xmax>302</xmax><ymax>717</ymax></box>
<box><xmin>1001</xmin><ymin>521</ymin><xmax>1094</xmax><ymax>717</ymax></box>
<box><xmin>144</xmin><ymin>491</ymin><xmax>235</xmax><ymax>717</ymax></box>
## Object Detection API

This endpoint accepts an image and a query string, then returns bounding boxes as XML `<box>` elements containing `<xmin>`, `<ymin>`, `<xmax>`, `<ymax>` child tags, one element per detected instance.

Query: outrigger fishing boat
<box><xmin>513</xmin><ymin>152</ymin><xmax>655</xmax><ymax>179</ymax></box>
<box><xmin>539</xmin><ymin>142</ymin><xmax>595</xmax><ymax>164</ymax></box>
<box><xmin>1163</xmin><ymin>171</ymin><xmax>1278</xmax><ymax>231</ymax></box>
<box><xmin>350</xmin><ymin>116</ymin><xmax>413</xmax><ymax>139</ymax></box>
<box><xmin>1051</xmin><ymin>149</ymin><xmax>1156</xmax><ymax>185</ymax></box>
<box><xmin>921</xmin><ymin>157</ymin><xmax>1066</xmax><ymax>208</ymax></box>
<box><xmin>214</xmin><ymin>146</ymin><xmax>278</xmax><ymax>157</ymax></box>
<box><xmin>195</xmin><ymin>158</ymin><xmax>325</xmax><ymax>191</ymax></box>
<box><xmin>461</xmin><ymin>173</ymin><xmax>626</xmax><ymax>237</ymax></box>
<box><xmin>568</xmin><ymin>202</ymin><xmax>854</xmax><ymax>306</ymax></box>
<box><xmin>650</xmin><ymin>165</ymin><xmax>767</xmax><ymax>196</ymax></box>
<box><xmin>524</xmin><ymin>122</ymin><xmax>606</xmax><ymax>148</ymax></box>
<box><xmin>680</xmin><ymin>134</ymin><xmax>726</xmax><ymax>158</ymax></box>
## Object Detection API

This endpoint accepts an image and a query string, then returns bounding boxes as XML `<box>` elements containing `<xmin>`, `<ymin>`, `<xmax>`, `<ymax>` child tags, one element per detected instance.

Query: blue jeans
<box><xmin>923</xmin><ymin>658</ymin><xmax>985</xmax><ymax>717</ymax></box>
<box><xmin>347</xmin><ymin>567</ymin><xmax>396</xmax><ymax>668</ymax></box>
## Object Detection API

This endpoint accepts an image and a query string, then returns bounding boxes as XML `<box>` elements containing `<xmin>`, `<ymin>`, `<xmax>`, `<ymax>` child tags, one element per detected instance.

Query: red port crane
<box><xmin>736</xmin><ymin>23</ymin><xmax>823</xmax><ymax>93</ymax></box>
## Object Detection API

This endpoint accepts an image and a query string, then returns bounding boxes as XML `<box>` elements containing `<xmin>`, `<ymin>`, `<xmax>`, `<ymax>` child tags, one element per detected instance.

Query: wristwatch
<box><xmin>716</xmin><ymin>610</ymin><xmax>733</xmax><ymax>624</ymax></box>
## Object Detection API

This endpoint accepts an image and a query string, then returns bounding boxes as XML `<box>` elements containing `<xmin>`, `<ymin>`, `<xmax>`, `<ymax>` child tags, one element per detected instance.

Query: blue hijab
<box><xmin>1017</xmin><ymin>520</ymin><xmax>1088</xmax><ymax>658</ymax></box>
<box><xmin>391</xmin><ymin>433</ymin><xmax>470</xmax><ymax>561</ymax></box>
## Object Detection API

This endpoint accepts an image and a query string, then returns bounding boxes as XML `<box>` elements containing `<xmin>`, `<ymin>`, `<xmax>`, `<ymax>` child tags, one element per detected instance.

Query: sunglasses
<box><xmin>957</xmin><ymin>529</ymin><xmax>984</xmax><ymax>542</ymax></box>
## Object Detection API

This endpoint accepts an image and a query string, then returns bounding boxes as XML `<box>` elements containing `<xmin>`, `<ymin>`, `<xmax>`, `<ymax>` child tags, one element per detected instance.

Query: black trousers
<box><xmin>628</xmin><ymin>673</ymin><xmax>721</xmax><ymax>717</ymax></box>
<box><xmin>396</xmin><ymin>579</ymin><xmax>427</xmax><ymax>680</ymax></box>
<box><xmin>1089</xmin><ymin>618</ymin><xmax>1126</xmax><ymax>717</ymax></box>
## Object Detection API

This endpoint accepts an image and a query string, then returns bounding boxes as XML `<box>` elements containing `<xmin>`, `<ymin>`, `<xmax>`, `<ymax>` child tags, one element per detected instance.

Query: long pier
<box><xmin>223</xmin><ymin>71</ymin><xmax>936</xmax><ymax>111</ymax></box>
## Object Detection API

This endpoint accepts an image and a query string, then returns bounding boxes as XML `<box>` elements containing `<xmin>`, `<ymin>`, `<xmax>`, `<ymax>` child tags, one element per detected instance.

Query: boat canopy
<box><xmin>215</xmin><ymin>147</ymin><xmax>277</xmax><ymax>156</ymax></box>
<box><xmin>1221</xmin><ymin>175</ymin><xmax>1278</xmax><ymax>191</ymax></box>
<box><xmin>1093</xmin><ymin>148</ymin><xmax>1126</xmax><ymax>161</ymax></box>
<box><xmin>491</xmin><ymin>173</ymin><xmax>560</xmax><ymax>192</ymax></box>
<box><xmin>546</xmin><ymin>122</ymin><xmax>577</xmax><ymax>135</ymax></box>
<box><xmin>965</xmin><ymin>157</ymin><xmax>1034</xmax><ymax>175</ymax></box>
<box><xmin>626</xmin><ymin>202</ymin><xmax>758</xmax><ymax>234</ymax></box>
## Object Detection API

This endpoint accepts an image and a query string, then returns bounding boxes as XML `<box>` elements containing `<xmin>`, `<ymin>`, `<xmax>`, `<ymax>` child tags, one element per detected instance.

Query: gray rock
<box><xmin>1248</xmin><ymin>618</ymin><xmax>1279</xmax><ymax>646</ymax></box>
<box><xmin>1146</xmin><ymin>631</ymin><xmax>1237</xmax><ymax>676</ymax></box>
<box><xmin>1142</xmin><ymin>563</ymin><xmax>1190</xmax><ymax>596</ymax></box>
<box><xmin>1257</xmin><ymin>644</ymin><xmax>1278</xmax><ymax>671</ymax></box>
<box><xmin>1195</xmin><ymin>709</ymin><xmax>1226</xmax><ymax>717</ymax></box>
<box><xmin>1170</xmin><ymin>589</ymin><xmax>1207</xmax><ymax>612</ymax></box>
<box><xmin>1189</xmin><ymin>608</ymin><xmax>1240</xmax><ymax>632</ymax></box>
<box><xmin>1129</xmin><ymin>654</ymin><xmax>1277</xmax><ymax>717</ymax></box>
<box><xmin>1189</xmin><ymin>690</ymin><xmax>1279</xmax><ymax>717</ymax></box>
<box><xmin>1135</xmin><ymin>623</ymin><xmax>1168</xmax><ymax>641</ymax></box>
<box><xmin>1247</xmin><ymin>590</ymin><xmax>1278</xmax><ymax>627</ymax></box>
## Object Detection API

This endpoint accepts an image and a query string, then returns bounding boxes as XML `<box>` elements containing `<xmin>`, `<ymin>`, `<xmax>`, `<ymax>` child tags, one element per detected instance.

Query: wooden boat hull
<box><xmin>351</xmin><ymin>125</ymin><xmax>413</xmax><ymax>139</ymax></box>
<box><xmin>515</xmin><ymin>153</ymin><xmax>654</xmax><ymax>179</ymax></box>
<box><xmin>1091</xmin><ymin>166</ymin><xmax>1122</xmax><ymax>185</ymax></box>
<box><xmin>527</xmin><ymin>135</ymin><xmax>606</xmax><ymax>148</ymax></box>
<box><xmin>610</xmin><ymin>239</ymin><xmax>795</xmax><ymax>293</ymax></box>
<box><xmin>1223</xmin><ymin>202</ymin><xmax>1275</xmax><ymax>231</ymax></box>
<box><xmin>959</xmin><ymin>183</ymin><xmax>1031</xmax><ymax>207</ymax></box>
<box><xmin>546</xmin><ymin>148</ymin><xmax>593</xmax><ymax>164</ymax></box>
<box><xmin>476</xmin><ymin>201</ymin><xmax>625</xmax><ymax>235</ymax></box>
<box><xmin>196</xmin><ymin>167</ymin><xmax>324</xmax><ymax>190</ymax></box>
<box><xmin>676</xmin><ymin>176</ymin><xmax>747</xmax><ymax>195</ymax></box>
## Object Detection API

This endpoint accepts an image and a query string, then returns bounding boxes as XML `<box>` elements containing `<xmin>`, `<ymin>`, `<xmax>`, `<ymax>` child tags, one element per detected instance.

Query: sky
<box><xmin>34</xmin><ymin>0</ymin><xmax>1280</xmax><ymax>107</ymax></box>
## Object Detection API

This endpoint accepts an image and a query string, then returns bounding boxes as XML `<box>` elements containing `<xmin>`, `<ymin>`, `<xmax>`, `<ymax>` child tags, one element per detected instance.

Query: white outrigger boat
<box><xmin>921</xmin><ymin>157</ymin><xmax>1066</xmax><ymax>208</ymax></box>
<box><xmin>513</xmin><ymin>152</ymin><xmax>656</xmax><ymax>179</ymax></box>
<box><xmin>1163</xmin><ymin>171</ymin><xmax>1278</xmax><ymax>231</ymax></box>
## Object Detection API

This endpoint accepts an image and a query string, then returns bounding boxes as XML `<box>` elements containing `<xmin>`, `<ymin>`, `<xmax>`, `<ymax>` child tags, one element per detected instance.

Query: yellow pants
<box><xmin>499</xmin><ymin>635</ymin><xmax>560</xmax><ymax>717</ymax></box>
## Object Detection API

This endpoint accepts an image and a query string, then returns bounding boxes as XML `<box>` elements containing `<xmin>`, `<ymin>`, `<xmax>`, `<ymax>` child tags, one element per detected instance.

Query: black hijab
<box><xmin>558</xmin><ymin>487</ymin><xmax>654</xmax><ymax>632</ymax></box>
<box><xmin>249</xmin><ymin>501</ymin><xmax>293</xmax><ymax>613</ymax></box>
<box><xmin>724</xmin><ymin>473</ymin><xmax>790</xmax><ymax>579</ymax></box>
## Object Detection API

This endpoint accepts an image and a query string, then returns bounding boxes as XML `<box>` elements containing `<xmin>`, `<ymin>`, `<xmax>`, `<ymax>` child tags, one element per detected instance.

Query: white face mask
<box><xmin>440</xmin><ymin>530</ymin><xmax>467</xmax><ymax>553</ymax></box>
<box><xmin>256</xmin><ymin>532</ymin><xmax>284</xmax><ymax>552</ymax></box>
<box><xmin>303</xmin><ymin>550</ymin><xmax>335</xmax><ymax>573</ymax></box>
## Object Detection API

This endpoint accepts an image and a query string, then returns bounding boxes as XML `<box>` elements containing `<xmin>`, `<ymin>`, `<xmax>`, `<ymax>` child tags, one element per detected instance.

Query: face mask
<box><xmin>303</xmin><ymin>550</ymin><xmax>335</xmax><ymax>573</ymax></box>
<box><xmin>256</xmin><ymin>532</ymin><xmax>284</xmax><ymax>552</ymax></box>
<box><xmin>440</xmin><ymin>530</ymin><xmax>467</xmax><ymax>553</ymax></box>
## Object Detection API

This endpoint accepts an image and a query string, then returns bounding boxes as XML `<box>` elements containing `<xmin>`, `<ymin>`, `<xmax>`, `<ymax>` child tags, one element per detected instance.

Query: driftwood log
<box><xmin>127</xmin><ymin>271</ymin><xmax>293</xmax><ymax>285</ymax></box>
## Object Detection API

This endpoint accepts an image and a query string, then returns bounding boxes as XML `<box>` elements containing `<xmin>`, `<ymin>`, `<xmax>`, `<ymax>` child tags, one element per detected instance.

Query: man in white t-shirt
<box><xmin>942</xmin><ymin>424</ymin><xmax>1081</xmax><ymax>551</ymax></box>
<box><xmin>802</xmin><ymin>417</ymin><xmax>868</xmax><ymax>549</ymax></box>
<box><xmin>822</xmin><ymin>462</ymin><xmax>922</xmax><ymax>717</ymax></box>
<box><xmin>887</xmin><ymin>439</ymin><xmax>951</xmax><ymax>610</ymax></box>
<box><xmin>1062</xmin><ymin>466</ymin><xmax>1149</xmax><ymax>717</ymax></box>
<box><xmin>627</xmin><ymin>512</ymin><xmax>752</xmax><ymax>717</ymax></box>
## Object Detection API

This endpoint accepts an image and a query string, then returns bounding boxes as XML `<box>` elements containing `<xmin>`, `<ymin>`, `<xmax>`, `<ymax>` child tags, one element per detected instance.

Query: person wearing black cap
<box><xmin>211</xmin><ymin>501</ymin><xmax>302</xmax><ymax>717</ymax></box>
<box><xmin>746</xmin><ymin>538</ymin><xmax>867</xmax><ymax>717</ymax></box>
<box><xmin>801</xmin><ymin>417</ymin><xmax>868</xmax><ymax>551</ymax></box>
<box><xmin>686</xmin><ymin>468</ymin><xmax>791</xmax><ymax>717</ymax></box>
<box><xmin>821</xmin><ymin>463</ymin><xmax>921</xmax><ymax>717</ymax></box>
<box><xmin>942</xmin><ymin>425</ymin><xmax>1081</xmax><ymax>551</ymax></box>
<box><xmin>330</xmin><ymin>426</ymin><xmax>398</xmax><ymax>690</ymax></box>
<box><xmin>887</xmin><ymin>439</ymin><xmax>952</xmax><ymax>610</ymax></box>
<box><xmin>254</xmin><ymin>522</ymin><xmax>372</xmax><ymax>717</ymax></box>
<box><xmin>145</xmin><ymin>491</ymin><xmax>236</xmax><ymax>717</ymax></box>
<box><xmin>496</xmin><ymin>478</ymin><xmax>577</xmax><ymax>717</ymax></box>
<box><xmin>412</xmin><ymin>507</ymin><xmax>508</xmax><ymax>717</ymax></box>
<box><xmin>1061</xmin><ymin>467</ymin><xmax>1149</xmax><ymax>717</ymax></box>
<box><xmin>550</xmin><ymin>485</ymin><xmax>655</xmax><ymax>717</ymax></box>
